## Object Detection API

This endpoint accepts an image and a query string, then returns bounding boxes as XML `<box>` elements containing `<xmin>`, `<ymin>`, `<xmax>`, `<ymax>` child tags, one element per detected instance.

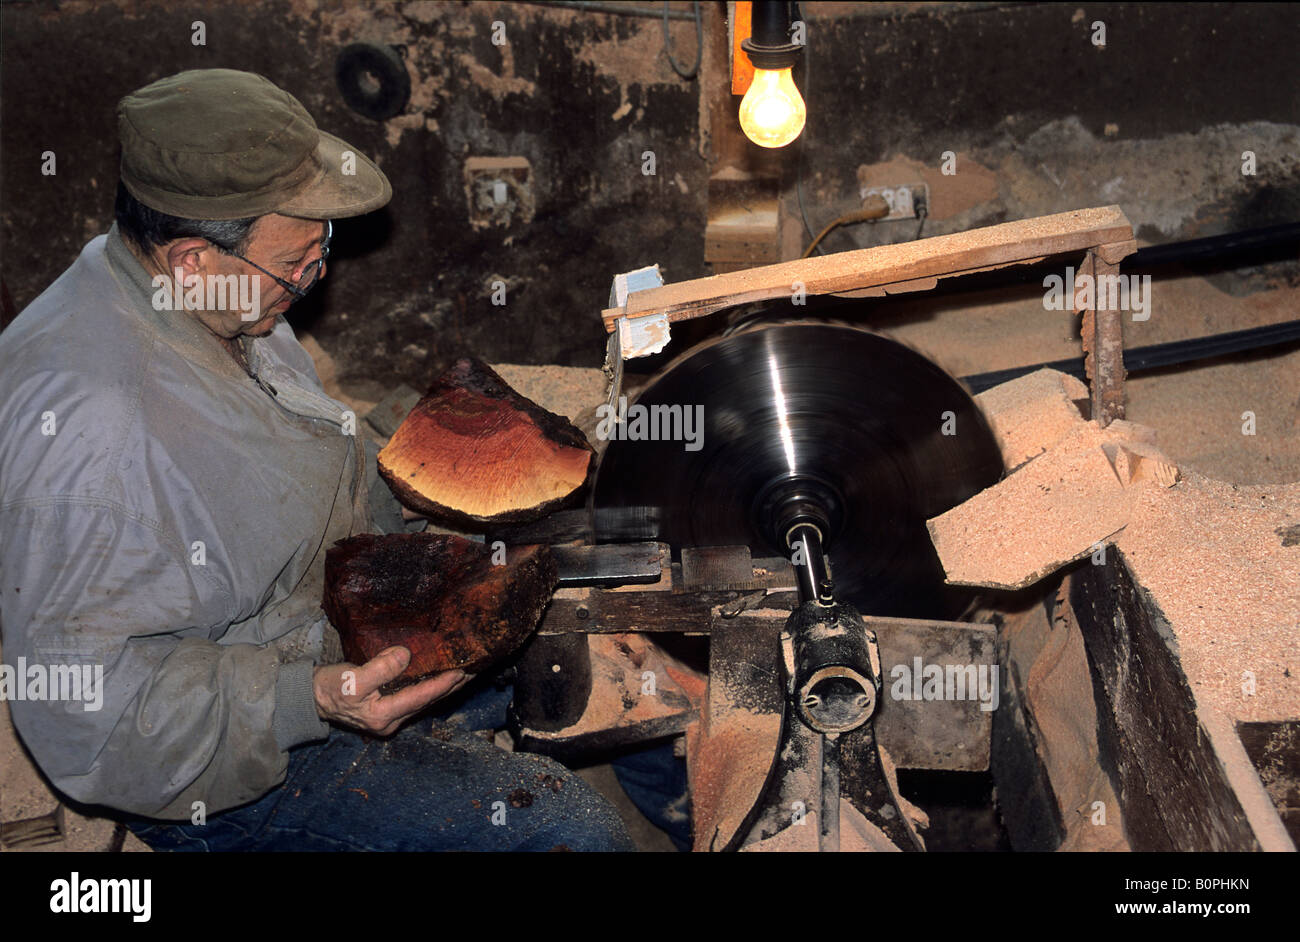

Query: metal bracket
<box><xmin>616</xmin><ymin>312</ymin><xmax>671</xmax><ymax>361</ymax></box>
<box><xmin>603</xmin><ymin>265</ymin><xmax>670</xmax><ymax>418</ymax></box>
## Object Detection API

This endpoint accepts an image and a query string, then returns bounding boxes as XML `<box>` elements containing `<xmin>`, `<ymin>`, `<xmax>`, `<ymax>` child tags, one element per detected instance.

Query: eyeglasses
<box><xmin>223</xmin><ymin>220</ymin><xmax>331</xmax><ymax>300</ymax></box>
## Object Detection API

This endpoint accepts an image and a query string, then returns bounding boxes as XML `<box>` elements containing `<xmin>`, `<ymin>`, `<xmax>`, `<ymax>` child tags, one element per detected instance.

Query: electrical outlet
<box><xmin>859</xmin><ymin>182</ymin><xmax>928</xmax><ymax>220</ymax></box>
<box><xmin>463</xmin><ymin>156</ymin><xmax>535</xmax><ymax>230</ymax></box>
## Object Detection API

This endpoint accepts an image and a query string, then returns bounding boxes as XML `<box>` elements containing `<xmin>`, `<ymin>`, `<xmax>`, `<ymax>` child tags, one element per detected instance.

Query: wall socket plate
<box><xmin>463</xmin><ymin>156</ymin><xmax>535</xmax><ymax>230</ymax></box>
<box><xmin>859</xmin><ymin>182</ymin><xmax>929</xmax><ymax>220</ymax></box>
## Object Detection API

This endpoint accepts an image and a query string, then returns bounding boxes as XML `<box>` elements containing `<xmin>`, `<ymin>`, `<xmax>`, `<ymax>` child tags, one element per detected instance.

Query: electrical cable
<box><xmin>662</xmin><ymin>1</ymin><xmax>702</xmax><ymax>80</ymax></box>
<box><xmin>801</xmin><ymin>201</ymin><xmax>890</xmax><ymax>257</ymax></box>
<box><xmin>794</xmin><ymin>29</ymin><xmax>823</xmax><ymax>252</ymax></box>
<box><xmin>520</xmin><ymin>1</ymin><xmax>695</xmax><ymax>19</ymax></box>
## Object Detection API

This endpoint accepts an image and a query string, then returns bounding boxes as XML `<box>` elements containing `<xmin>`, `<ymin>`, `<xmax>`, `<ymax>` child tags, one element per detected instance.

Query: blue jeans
<box><xmin>125</xmin><ymin>683</ymin><xmax>637</xmax><ymax>852</ymax></box>
<box><xmin>125</xmin><ymin>681</ymin><xmax>689</xmax><ymax>851</ymax></box>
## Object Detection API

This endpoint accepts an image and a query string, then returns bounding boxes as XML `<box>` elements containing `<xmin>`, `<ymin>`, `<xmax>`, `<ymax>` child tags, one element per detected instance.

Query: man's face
<box><xmin>192</xmin><ymin>214</ymin><xmax>329</xmax><ymax>339</ymax></box>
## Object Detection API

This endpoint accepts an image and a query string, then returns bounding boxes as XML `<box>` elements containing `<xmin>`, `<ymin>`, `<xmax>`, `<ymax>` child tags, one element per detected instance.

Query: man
<box><xmin>0</xmin><ymin>69</ymin><xmax>633</xmax><ymax>851</ymax></box>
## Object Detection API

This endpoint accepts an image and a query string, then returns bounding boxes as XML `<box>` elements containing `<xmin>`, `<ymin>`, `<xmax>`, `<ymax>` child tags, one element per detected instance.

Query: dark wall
<box><xmin>793</xmin><ymin>2</ymin><xmax>1300</xmax><ymax>249</ymax></box>
<box><xmin>805</xmin><ymin>2</ymin><xmax>1299</xmax><ymax>161</ymax></box>
<box><xmin>0</xmin><ymin>0</ymin><xmax>708</xmax><ymax>386</ymax></box>
<box><xmin>3</xmin><ymin>2</ymin><xmax>1297</xmax><ymax>389</ymax></box>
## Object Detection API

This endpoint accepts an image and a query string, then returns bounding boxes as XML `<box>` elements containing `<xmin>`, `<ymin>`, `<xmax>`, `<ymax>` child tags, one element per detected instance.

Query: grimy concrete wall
<box><xmin>2</xmin><ymin>2</ymin><xmax>1296</xmax><ymax>392</ymax></box>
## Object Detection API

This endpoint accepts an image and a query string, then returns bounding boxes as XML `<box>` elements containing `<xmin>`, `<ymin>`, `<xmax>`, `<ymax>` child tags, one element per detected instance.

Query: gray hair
<box><xmin>114</xmin><ymin>182</ymin><xmax>257</xmax><ymax>254</ymax></box>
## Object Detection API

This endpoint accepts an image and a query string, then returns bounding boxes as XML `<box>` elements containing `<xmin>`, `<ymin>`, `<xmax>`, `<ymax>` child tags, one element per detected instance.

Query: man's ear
<box><xmin>161</xmin><ymin>238</ymin><xmax>217</xmax><ymax>278</ymax></box>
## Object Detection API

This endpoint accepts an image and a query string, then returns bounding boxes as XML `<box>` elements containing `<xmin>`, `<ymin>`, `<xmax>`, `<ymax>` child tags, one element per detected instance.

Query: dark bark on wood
<box><xmin>323</xmin><ymin>533</ymin><xmax>558</xmax><ymax>688</ymax></box>
<box><xmin>1071</xmin><ymin>550</ymin><xmax>1262</xmax><ymax>850</ymax></box>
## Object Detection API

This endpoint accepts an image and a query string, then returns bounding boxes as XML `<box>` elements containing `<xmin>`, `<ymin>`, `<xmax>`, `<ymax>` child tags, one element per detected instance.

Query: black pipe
<box><xmin>962</xmin><ymin>319</ymin><xmax>1300</xmax><ymax>393</ymax></box>
<box><xmin>1129</xmin><ymin>221</ymin><xmax>1300</xmax><ymax>268</ymax></box>
<box><xmin>751</xmin><ymin>0</ymin><xmax>791</xmax><ymax>47</ymax></box>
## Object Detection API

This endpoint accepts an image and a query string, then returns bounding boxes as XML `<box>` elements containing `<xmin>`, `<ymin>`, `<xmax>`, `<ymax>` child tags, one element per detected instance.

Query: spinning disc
<box><xmin>591</xmin><ymin>321</ymin><xmax>1004</xmax><ymax>619</ymax></box>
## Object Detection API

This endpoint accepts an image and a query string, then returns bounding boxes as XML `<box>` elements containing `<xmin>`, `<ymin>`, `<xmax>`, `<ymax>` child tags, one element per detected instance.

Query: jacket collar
<box><xmin>104</xmin><ymin>223</ymin><xmax>253</xmax><ymax>381</ymax></box>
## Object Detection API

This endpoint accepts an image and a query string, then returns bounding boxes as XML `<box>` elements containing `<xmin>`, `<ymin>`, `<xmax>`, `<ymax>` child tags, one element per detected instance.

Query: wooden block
<box><xmin>927</xmin><ymin>423</ymin><xmax>1131</xmax><ymax>590</ymax></box>
<box><xmin>378</xmin><ymin>358</ymin><xmax>595</xmax><ymax>527</ymax></box>
<box><xmin>323</xmin><ymin>533</ymin><xmax>558</xmax><ymax>687</ymax></box>
<box><xmin>884</xmin><ymin>276</ymin><xmax>939</xmax><ymax>294</ymax></box>
<box><xmin>1099</xmin><ymin>418</ymin><xmax>1158</xmax><ymax>445</ymax></box>
<box><xmin>1098</xmin><ymin>421</ymin><xmax>1172</xmax><ymax>486</ymax></box>
<box><xmin>1097</xmin><ymin>239</ymin><xmax>1139</xmax><ymax>265</ymax></box>
<box><xmin>976</xmin><ymin>368</ymin><xmax>1089</xmax><ymax>470</ymax></box>
<box><xmin>1108</xmin><ymin>440</ymin><xmax>1180</xmax><ymax>487</ymax></box>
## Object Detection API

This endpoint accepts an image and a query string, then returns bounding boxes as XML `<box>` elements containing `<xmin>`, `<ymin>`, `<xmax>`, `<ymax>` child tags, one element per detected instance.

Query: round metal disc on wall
<box><xmin>335</xmin><ymin>43</ymin><xmax>410</xmax><ymax>121</ymax></box>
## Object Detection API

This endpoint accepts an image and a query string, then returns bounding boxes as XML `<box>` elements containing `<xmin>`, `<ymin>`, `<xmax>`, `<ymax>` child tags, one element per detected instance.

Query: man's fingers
<box><xmin>321</xmin><ymin>651</ymin><xmax>470</xmax><ymax>735</ymax></box>
<box><xmin>350</xmin><ymin>646</ymin><xmax>411</xmax><ymax>697</ymax></box>
<box><xmin>450</xmin><ymin>672</ymin><xmax>476</xmax><ymax>694</ymax></box>
<box><xmin>370</xmin><ymin>669</ymin><xmax>467</xmax><ymax>729</ymax></box>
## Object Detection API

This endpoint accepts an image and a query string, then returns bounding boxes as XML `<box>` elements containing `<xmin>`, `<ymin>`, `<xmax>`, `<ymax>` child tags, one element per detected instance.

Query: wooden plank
<box><xmin>1237</xmin><ymin>721</ymin><xmax>1300</xmax><ymax>845</ymax></box>
<box><xmin>603</xmin><ymin>206</ymin><xmax>1134</xmax><ymax>331</ymax></box>
<box><xmin>831</xmin><ymin>256</ymin><xmax>1051</xmax><ymax>300</ymax></box>
<box><xmin>689</xmin><ymin>614</ymin><xmax>785</xmax><ymax>851</ymax></box>
<box><xmin>927</xmin><ymin>422</ymin><xmax>1132</xmax><ymax>591</ymax></box>
<box><xmin>1071</xmin><ymin>550</ymin><xmax>1288</xmax><ymax>850</ymax></box>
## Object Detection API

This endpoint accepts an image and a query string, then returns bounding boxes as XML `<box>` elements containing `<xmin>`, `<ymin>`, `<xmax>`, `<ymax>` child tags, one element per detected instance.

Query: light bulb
<box><xmin>739</xmin><ymin>67</ymin><xmax>806</xmax><ymax>149</ymax></box>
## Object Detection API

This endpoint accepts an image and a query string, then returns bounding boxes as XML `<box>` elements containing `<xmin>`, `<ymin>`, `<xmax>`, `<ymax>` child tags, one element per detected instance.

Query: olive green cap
<box><xmin>118</xmin><ymin>68</ymin><xmax>391</xmax><ymax>221</ymax></box>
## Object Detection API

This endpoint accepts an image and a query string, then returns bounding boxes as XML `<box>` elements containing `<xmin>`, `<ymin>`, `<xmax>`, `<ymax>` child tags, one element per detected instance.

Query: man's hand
<box><xmin>313</xmin><ymin>646</ymin><xmax>471</xmax><ymax>736</ymax></box>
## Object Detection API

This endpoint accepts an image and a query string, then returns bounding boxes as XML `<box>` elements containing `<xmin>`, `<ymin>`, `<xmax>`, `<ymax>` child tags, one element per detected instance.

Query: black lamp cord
<box><xmin>663</xmin><ymin>1</ymin><xmax>703</xmax><ymax>79</ymax></box>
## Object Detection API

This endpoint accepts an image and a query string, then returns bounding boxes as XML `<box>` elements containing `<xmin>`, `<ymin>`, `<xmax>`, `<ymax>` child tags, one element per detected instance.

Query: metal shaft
<box><xmin>787</xmin><ymin>522</ymin><xmax>834</xmax><ymax>605</ymax></box>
